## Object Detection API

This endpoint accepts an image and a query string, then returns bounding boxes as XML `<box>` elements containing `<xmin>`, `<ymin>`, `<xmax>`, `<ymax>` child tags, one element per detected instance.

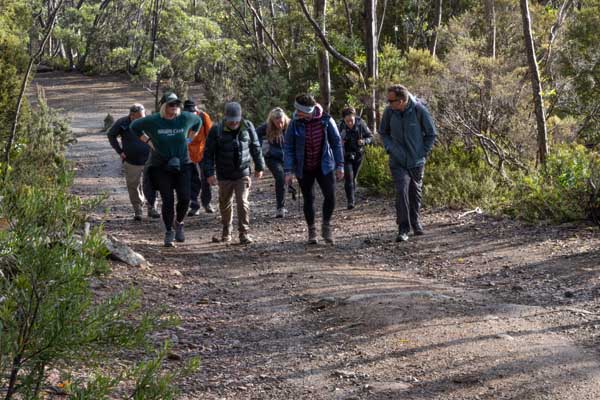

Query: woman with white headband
<box><xmin>284</xmin><ymin>94</ymin><xmax>344</xmax><ymax>244</ymax></box>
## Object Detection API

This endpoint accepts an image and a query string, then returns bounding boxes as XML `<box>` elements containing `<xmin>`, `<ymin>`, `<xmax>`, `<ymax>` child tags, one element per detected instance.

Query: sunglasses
<box><xmin>387</xmin><ymin>98</ymin><xmax>401</xmax><ymax>104</ymax></box>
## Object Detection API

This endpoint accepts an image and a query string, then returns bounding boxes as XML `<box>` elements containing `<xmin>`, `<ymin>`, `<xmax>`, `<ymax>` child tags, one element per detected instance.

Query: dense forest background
<box><xmin>1</xmin><ymin>0</ymin><xmax>600</xmax><ymax>217</ymax></box>
<box><xmin>1</xmin><ymin>0</ymin><xmax>600</xmax><ymax>397</ymax></box>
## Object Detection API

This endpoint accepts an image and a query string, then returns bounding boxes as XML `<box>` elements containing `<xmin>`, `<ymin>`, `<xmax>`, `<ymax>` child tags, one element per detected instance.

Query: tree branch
<box><xmin>297</xmin><ymin>0</ymin><xmax>365</xmax><ymax>84</ymax></box>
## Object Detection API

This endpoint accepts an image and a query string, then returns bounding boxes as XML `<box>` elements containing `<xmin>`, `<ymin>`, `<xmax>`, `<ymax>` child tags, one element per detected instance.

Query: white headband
<box><xmin>294</xmin><ymin>101</ymin><xmax>315</xmax><ymax>114</ymax></box>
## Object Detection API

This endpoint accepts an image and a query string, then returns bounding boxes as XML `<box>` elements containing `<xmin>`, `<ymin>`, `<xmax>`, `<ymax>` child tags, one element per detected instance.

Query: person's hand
<box><xmin>358</xmin><ymin>139</ymin><xmax>365</xmax><ymax>145</ymax></box>
<box><xmin>285</xmin><ymin>174</ymin><xmax>294</xmax><ymax>186</ymax></box>
<box><xmin>120</xmin><ymin>153</ymin><xmax>126</xmax><ymax>161</ymax></box>
<box><xmin>255</xmin><ymin>170</ymin><xmax>263</xmax><ymax>179</ymax></box>
<box><xmin>335</xmin><ymin>169</ymin><xmax>344</xmax><ymax>182</ymax></box>
<box><xmin>207</xmin><ymin>175</ymin><xmax>217</xmax><ymax>186</ymax></box>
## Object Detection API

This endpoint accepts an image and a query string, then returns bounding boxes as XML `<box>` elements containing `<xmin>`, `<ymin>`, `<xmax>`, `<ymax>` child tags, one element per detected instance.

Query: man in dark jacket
<box><xmin>107</xmin><ymin>103</ymin><xmax>159</xmax><ymax>220</ymax></box>
<box><xmin>338</xmin><ymin>106</ymin><xmax>373</xmax><ymax>209</ymax></box>
<box><xmin>204</xmin><ymin>102</ymin><xmax>265</xmax><ymax>244</ymax></box>
<box><xmin>380</xmin><ymin>84</ymin><xmax>436</xmax><ymax>242</ymax></box>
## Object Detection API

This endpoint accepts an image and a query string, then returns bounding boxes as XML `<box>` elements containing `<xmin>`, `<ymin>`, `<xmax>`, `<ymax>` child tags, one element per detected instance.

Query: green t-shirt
<box><xmin>130</xmin><ymin>111</ymin><xmax>202</xmax><ymax>166</ymax></box>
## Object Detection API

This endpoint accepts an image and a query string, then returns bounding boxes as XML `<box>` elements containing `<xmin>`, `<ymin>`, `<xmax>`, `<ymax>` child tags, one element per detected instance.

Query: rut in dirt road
<box><xmin>35</xmin><ymin>71</ymin><xmax>600</xmax><ymax>400</ymax></box>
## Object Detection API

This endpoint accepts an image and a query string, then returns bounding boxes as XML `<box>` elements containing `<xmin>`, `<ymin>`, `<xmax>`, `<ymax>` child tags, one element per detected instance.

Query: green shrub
<box><xmin>358</xmin><ymin>143</ymin><xmax>511</xmax><ymax>210</ymax></box>
<box><xmin>358</xmin><ymin>145</ymin><xmax>393</xmax><ymax>196</ymax></box>
<box><xmin>510</xmin><ymin>144</ymin><xmax>600</xmax><ymax>222</ymax></box>
<box><xmin>425</xmin><ymin>143</ymin><xmax>512</xmax><ymax>210</ymax></box>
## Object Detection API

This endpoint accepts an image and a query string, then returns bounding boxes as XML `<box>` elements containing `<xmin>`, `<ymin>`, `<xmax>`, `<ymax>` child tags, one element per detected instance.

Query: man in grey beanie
<box><xmin>203</xmin><ymin>102</ymin><xmax>265</xmax><ymax>244</ymax></box>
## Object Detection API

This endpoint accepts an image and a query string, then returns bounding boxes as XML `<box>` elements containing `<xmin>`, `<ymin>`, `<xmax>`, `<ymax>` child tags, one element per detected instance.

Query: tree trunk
<box><xmin>297</xmin><ymin>0</ymin><xmax>364</xmax><ymax>84</ymax></box>
<box><xmin>364</xmin><ymin>0</ymin><xmax>378</xmax><ymax>131</ymax></box>
<box><xmin>342</xmin><ymin>0</ymin><xmax>353</xmax><ymax>37</ymax></box>
<box><xmin>481</xmin><ymin>0</ymin><xmax>495</xmax><ymax>135</ymax></box>
<box><xmin>3</xmin><ymin>0</ymin><xmax>64</xmax><ymax>178</ymax></box>
<box><xmin>520</xmin><ymin>0</ymin><xmax>548</xmax><ymax>165</ymax></box>
<box><xmin>314</xmin><ymin>0</ymin><xmax>331</xmax><ymax>112</ymax></box>
<box><xmin>429</xmin><ymin>0</ymin><xmax>442</xmax><ymax>57</ymax></box>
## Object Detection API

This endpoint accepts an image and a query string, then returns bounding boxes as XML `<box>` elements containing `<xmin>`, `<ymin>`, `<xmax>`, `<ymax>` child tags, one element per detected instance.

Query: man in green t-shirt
<box><xmin>130</xmin><ymin>92</ymin><xmax>202</xmax><ymax>247</ymax></box>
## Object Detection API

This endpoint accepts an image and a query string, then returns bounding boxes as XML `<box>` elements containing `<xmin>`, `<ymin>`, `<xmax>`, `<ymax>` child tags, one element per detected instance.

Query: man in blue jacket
<box><xmin>380</xmin><ymin>84</ymin><xmax>436</xmax><ymax>242</ymax></box>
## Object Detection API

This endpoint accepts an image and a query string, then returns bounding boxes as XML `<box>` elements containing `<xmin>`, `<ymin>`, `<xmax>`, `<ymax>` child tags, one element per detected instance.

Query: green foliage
<box><xmin>357</xmin><ymin>145</ymin><xmax>393</xmax><ymax>196</ymax></box>
<box><xmin>0</xmin><ymin>95</ymin><xmax>197</xmax><ymax>398</ymax></box>
<box><xmin>510</xmin><ymin>144</ymin><xmax>600</xmax><ymax>222</ymax></box>
<box><xmin>425</xmin><ymin>143</ymin><xmax>512</xmax><ymax>209</ymax></box>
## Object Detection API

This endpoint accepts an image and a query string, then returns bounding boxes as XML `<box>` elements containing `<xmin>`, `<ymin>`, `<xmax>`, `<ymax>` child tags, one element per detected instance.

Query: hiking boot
<box><xmin>164</xmin><ymin>230</ymin><xmax>175</xmax><ymax>247</ymax></box>
<box><xmin>395</xmin><ymin>232</ymin><xmax>409</xmax><ymax>242</ymax></box>
<box><xmin>174</xmin><ymin>222</ymin><xmax>185</xmax><ymax>242</ymax></box>
<box><xmin>347</xmin><ymin>203</ymin><xmax>355</xmax><ymax>210</ymax></box>
<box><xmin>276</xmin><ymin>207</ymin><xmax>287</xmax><ymax>218</ymax></box>
<box><xmin>188</xmin><ymin>208</ymin><xmax>200</xmax><ymax>217</ymax></box>
<box><xmin>239</xmin><ymin>233</ymin><xmax>254</xmax><ymax>245</ymax></box>
<box><xmin>212</xmin><ymin>226</ymin><xmax>232</xmax><ymax>243</ymax></box>
<box><xmin>204</xmin><ymin>204</ymin><xmax>216</xmax><ymax>213</ymax></box>
<box><xmin>148</xmin><ymin>207</ymin><xmax>160</xmax><ymax>219</ymax></box>
<box><xmin>322</xmin><ymin>223</ymin><xmax>334</xmax><ymax>244</ymax></box>
<box><xmin>413</xmin><ymin>226</ymin><xmax>424</xmax><ymax>236</ymax></box>
<box><xmin>134</xmin><ymin>208</ymin><xmax>143</xmax><ymax>221</ymax></box>
<box><xmin>307</xmin><ymin>225</ymin><xmax>318</xmax><ymax>245</ymax></box>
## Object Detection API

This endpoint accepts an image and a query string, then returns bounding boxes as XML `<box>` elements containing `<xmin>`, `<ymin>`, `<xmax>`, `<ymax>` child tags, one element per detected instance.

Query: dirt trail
<box><xmin>35</xmin><ymin>71</ymin><xmax>600</xmax><ymax>399</ymax></box>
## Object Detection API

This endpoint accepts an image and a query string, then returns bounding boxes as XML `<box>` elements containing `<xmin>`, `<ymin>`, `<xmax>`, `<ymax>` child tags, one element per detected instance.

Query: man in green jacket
<box><xmin>204</xmin><ymin>102</ymin><xmax>265</xmax><ymax>244</ymax></box>
<box><xmin>380</xmin><ymin>84</ymin><xmax>437</xmax><ymax>243</ymax></box>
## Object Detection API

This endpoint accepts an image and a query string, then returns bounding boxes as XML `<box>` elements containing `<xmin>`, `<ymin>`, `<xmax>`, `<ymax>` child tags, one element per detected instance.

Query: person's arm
<box><xmin>129</xmin><ymin>116</ymin><xmax>153</xmax><ymax>148</ymax></box>
<box><xmin>361</xmin><ymin>119</ymin><xmax>373</xmax><ymax>145</ymax></box>
<box><xmin>283</xmin><ymin>122</ymin><xmax>296</xmax><ymax>175</ymax></box>
<box><xmin>379</xmin><ymin>107</ymin><xmax>394</xmax><ymax>153</ymax></box>
<box><xmin>419</xmin><ymin>105</ymin><xmax>437</xmax><ymax>156</ymax></box>
<box><xmin>247</xmin><ymin>122</ymin><xmax>265</xmax><ymax>172</ymax></box>
<box><xmin>187</xmin><ymin>114</ymin><xmax>202</xmax><ymax>142</ymax></box>
<box><xmin>327</xmin><ymin>118</ymin><xmax>344</xmax><ymax>171</ymax></box>
<box><xmin>203</xmin><ymin>125</ymin><xmax>218</xmax><ymax>179</ymax></box>
<box><xmin>107</xmin><ymin>120</ymin><xmax>125</xmax><ymax>159</ymax></box>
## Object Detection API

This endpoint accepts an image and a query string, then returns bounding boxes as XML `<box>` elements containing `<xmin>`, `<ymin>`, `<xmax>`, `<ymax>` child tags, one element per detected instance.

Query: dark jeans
<box><xmin>150</xmin><ymin>164</ymin><xmax>192</xmax><ymax>231</ymax></box>
<box><xmin>298</xmin><ymin>169</ymin><xmax>336</xmax><ymax>226</ymax></box>
<box><xmin>391</xmin><ymin>164</ymin><xmax>424</xmax><ymax>234</ymax></box>
<box><xmin>143</xmin><ymin>163</ymin><xmax>157</xmax><ymax>207</ymax></box>
<box><xmin>266</xmin><ymin>158</ymin><xmax>285</xmax><ymax>209</ymax></box>
<box><xmin>190</xmin><ymin>163</ymin><xmax>212</xmax><ymax>210</ymax></box>
<box><xmin>344</xmin><ymin>155</ymin><xmax>363</xmax><ymax>205</ymax></box>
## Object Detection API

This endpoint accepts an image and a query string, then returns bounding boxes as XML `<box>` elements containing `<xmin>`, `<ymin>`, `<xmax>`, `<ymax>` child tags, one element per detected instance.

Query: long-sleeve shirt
<box><xmin>107</xmin><ymin>116</ymin><xmax>151</xmax><ymax>166</ymax></box>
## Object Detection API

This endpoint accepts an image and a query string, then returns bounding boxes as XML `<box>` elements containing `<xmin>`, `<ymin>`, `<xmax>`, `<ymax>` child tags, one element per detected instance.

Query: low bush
<box><xmin>510</xmin><ymin>144</ymin><xmax>600</xmax><ymax>222</ymax></box>
<box><xmin>358</xmin><ymin>143</ymin><xmax>511</xmax><ymax>210</ymax></box>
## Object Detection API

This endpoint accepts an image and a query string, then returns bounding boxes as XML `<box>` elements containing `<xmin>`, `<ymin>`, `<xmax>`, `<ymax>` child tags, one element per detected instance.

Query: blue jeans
<box><xmin>266</xmin><ymin>158</ymin><xmax>285</xmax><ymax>209</ymax></box>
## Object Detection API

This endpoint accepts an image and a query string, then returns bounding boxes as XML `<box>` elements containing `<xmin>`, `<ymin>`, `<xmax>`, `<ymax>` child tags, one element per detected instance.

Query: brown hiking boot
<box><xmin>322</xmin><ymin>223</ymin><xmax>334</xmax><ymax>244</ymax></box>
<box><xmin>307</xmin><ymin>225</ymin><xmax>318</xmax><ymax>245</ymax></box>
<box><xmin>212</xmin><ymin>226</ymin><xmax>232</xmax><ymax>243</ymax></box>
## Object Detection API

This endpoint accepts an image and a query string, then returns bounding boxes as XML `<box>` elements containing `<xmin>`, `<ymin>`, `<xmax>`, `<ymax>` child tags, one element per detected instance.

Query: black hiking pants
<box><xmin>150</xmin><ymin>164</ymin><xmax>192</xmax><ymax>231</ymax></box>
<box><xmin>344</xmin><ymin>154</ymin><xmax>363</xmax><ymax>206</ymax></box>
<box><xmin>298</xmin><ymin>169</ymin><xmax>336</xmax><ymax>226</ymax></box>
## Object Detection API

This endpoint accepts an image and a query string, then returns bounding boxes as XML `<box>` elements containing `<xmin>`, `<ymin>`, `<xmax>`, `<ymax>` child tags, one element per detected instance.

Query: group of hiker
<box><xmin>107</xmin><ymin>84</ymin><xmax>437</xmax><ymax>247</ymax></box>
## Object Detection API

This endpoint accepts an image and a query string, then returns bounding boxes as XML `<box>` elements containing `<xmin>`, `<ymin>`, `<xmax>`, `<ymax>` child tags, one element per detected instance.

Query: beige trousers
<box><xmin>123</xmin><ymin>161</ymin><xmax>145</xmax><ymax>215</ymax></box>
<box><xmin>218</xmin><ymin>176</ymin><xmax>251</xmax><ymax>236</ymax></box>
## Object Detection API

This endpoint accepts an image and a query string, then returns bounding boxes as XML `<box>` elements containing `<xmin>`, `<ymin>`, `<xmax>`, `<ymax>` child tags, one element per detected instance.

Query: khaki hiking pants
<box><xmin>123</xmin><ymin>161</ymin><xmax>146</xmax><ymax>215</ymax></box>
<box><xmin>218</xmin><ymin>176</ymin><xmax>251</xmax><ymax>236</ymax></box>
